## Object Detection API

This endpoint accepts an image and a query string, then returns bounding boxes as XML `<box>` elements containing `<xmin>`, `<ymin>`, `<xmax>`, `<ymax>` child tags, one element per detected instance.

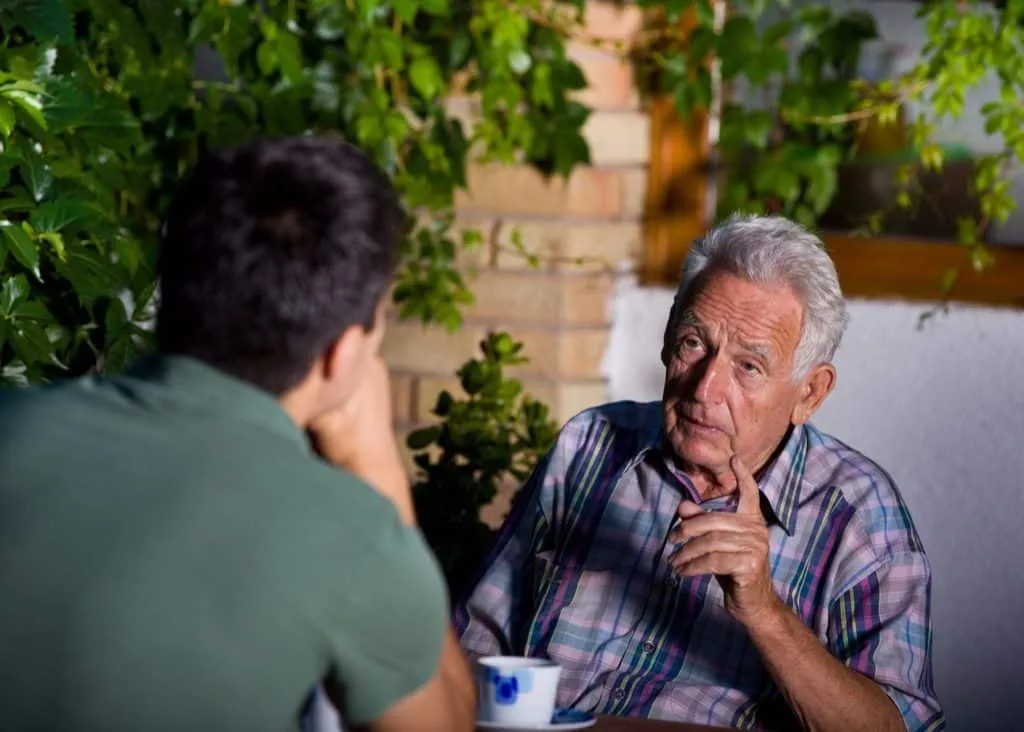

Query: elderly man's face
<box><xmin>662</xmin><ymin>269</ymin><xmax>833</xmax><ymax>481</ymax></box>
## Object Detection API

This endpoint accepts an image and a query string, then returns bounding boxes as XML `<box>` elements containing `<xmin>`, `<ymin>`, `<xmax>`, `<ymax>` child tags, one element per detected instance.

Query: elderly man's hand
<box><xmin>668</xmin><ymin>457</ymin><xmax>782</xmax><ymax>627</ymax></box>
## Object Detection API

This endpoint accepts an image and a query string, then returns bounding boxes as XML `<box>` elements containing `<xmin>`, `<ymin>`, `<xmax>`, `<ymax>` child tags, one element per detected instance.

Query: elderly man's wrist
<box><xmin>737</xmin><ymin>593</ymin><xmax>790</xmax><ymax>636</ymax></box>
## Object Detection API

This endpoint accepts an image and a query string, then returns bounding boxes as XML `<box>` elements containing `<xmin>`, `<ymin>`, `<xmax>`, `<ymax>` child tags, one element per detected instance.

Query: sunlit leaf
<box><xmin>0</xmin><ymin>101</ymin><xmax>15</xmax><ymax>137</ymax></box>
<box><xmin>276</xmin><ymin>32</ymin><xmax>304</xmax><ymax>83</ymax></box>
<box><xmin>508</xmin><ymin>50</ymin><xmax>532</xmax><ymax>75</ymax></box>
<box><xmin>10</xmin><ymin>321</ymin><xmax>51</xmax><ymax>364</ymax></box>
<box><xmin>420</xmin><ymin>0</ymin><xmax>450</xmax><ymax>15</ymax></box>
<box><xmin>18</xmin><ymin>145</ymin><xmax>52</xmax><ymax>202</ymax></box>
<box><xmin>393</xmin><ymin>0</ymin><xmax>419</xmax><ymax>23</ymax></box>
<box><xmin>37</xmin><ymin>231</ymin><xmax>65</xmax><ymax>261</ymax></box>
<box><xmin>1</xmin><ymin>222</ymin><xmax>40</xmax><ymax>277</ymax></box>
<box><xmin>5</xmin><ymin>89</ymin><xmax>46</xmax><ymax>130</ymax></box>
<box><xmin>410</xmin><ymin>57</ymin><xmax>443</xmax><ymax>99</ymax></box>
<box><xmin>0</xmin><ymin>275</ymin><xmax>29</xmax><ymax>315</ymax></box>
<box><xmin>12</xmin><ymin>298</ymin><xmax>51</xmax><ymax>322</ymax></box>
<box><xmin>28</xmin><ymin>198</ymin><xmax>92</xmax><ymax>232</ymax></box>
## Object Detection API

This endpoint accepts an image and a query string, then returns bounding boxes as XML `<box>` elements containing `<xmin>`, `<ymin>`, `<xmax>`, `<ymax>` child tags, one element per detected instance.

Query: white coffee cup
<box><xmin>476</xmin><ymin>656</ymin><xmax>562</xmax><ymax>726</ymax></box>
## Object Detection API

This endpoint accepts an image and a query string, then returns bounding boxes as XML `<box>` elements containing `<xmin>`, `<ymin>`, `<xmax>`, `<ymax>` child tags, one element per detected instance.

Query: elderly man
<box><xmin>455</xmin><ymin>215</ymin><xmax>944</xmax><ymax>731</ymax></box>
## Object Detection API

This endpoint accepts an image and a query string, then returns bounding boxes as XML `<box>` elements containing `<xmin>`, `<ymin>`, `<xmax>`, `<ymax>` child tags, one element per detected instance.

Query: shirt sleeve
<box><xmin>327</xmin><ymin>513</ymin><xmax>449</xmax><ymax>725</ymax></box>
<box><xmin>828</xmin><ymin>551</ymin><xmax>946</xmax><ymax>731</ymax></box>
<box><xmin>453</xmin><ymin>450</ymin><xmax>555</xmax><ymax>658</ymax></box>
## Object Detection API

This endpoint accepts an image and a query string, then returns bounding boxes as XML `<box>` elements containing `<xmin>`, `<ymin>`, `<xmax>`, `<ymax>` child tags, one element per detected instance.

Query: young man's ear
<box><xmin>322</xmin><ymin>325</ymin><xmax>369</xmax><ymax>386</ymax></box>
<box><xmin>791</xmin><ymin>363</ymin><xmax>836</xmax><ymax>425</ymax></box>
<box><xmin>322</xmin><ymin>299</ymin><xmax>389</xmax><ymax>391</ymax></box>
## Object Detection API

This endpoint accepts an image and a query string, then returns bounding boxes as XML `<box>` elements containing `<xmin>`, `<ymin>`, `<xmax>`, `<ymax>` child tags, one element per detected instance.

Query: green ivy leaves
<box><xmin>0</xmin><ymin>44</ymin><xmax>152</xmax><ymax>384</ymax></box>
<box><xmin>2</xmin><ymin>0</ymin><xmax>591</xmax><ymax>385</ymax></box>
<box><xmin>1</xmin><ymin>222</ymin><xmax>40</xmax><ymax>277</ymax></box>
<box><xmin>646</xmin><ymin>0</ymin><xmax>1024</xmax><ymax>283</ymax></box>
<box><xmin>408</xmin><ymin>332</ymin><xmax>558</xmax><ymax>595</ymax></box>
<box><xmin>647</xmin><ymin>1</ymin><xmax>880</xmax><ymax>225</ymax></box>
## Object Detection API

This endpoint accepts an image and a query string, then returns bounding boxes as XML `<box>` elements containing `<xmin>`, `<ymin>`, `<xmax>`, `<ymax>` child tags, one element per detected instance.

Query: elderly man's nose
<box><xmin>693</xmin><ymin>358</ymin><xmax>726</xmax><ymax>403</ymax></box>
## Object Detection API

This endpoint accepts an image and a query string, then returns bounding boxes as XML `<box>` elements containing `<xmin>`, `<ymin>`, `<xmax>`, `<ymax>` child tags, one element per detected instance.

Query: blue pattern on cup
<box><xmin>486</xmin><ymin>667</ymin><xmax>534</xmax><ymax>705</ymax></box>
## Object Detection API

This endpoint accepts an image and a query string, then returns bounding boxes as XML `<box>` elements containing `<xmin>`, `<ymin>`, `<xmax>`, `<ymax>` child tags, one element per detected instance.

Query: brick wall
<box><xmin>385</xmin><ymin>1</ymin><xmax>647</xmax><ymax>483</ymax></box>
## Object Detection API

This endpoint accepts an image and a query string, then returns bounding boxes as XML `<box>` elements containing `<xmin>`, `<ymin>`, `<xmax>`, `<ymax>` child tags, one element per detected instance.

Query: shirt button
<box><xmin>612</xmin><ymin>688</ymin><xmax>626</xmax><ymax>700</ymax></box>
<box><xmin>642</xmin><ymin>641</ymin><xmax>656</xmax><ymax>653</ymax></box>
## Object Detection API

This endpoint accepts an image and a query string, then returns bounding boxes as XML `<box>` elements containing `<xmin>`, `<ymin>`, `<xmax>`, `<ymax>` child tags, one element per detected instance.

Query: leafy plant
<box><xmin>1</xmin><ymin>0</ymin><xmax>593</xmax><ymax>383</ymax></box>
<box><xmin>0</xmin><ymin>19</ymin><xmax>154</xmax><ymax>385</ymax></box>
<box><xmin>632</xmin><ymin>0</ymin><xmax>1024</xmax><ymax>283</ymax></box>
<box><xmin>408</xmin><ymin>332</ymin><xmax>558</xmax><ymax>598</ymax></box>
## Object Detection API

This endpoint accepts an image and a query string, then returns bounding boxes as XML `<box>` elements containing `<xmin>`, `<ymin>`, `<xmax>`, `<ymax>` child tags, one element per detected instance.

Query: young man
<box><xmin>0</xmin><ymin>137</ymin><xmax>475</xmax><ymax>732</ymax></box>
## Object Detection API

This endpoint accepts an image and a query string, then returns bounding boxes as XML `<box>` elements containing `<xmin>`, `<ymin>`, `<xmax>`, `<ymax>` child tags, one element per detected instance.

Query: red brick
<box><xmin>381</xmin><ymin>321</ymin><xmax>482</xmax><ymax>374</ymax></box>
<box><xmin>509</xmin><ymin>327</ymin><xmax>609</xmax><ymax>379</ymax></box>
<box><xmin>456</xmin><ymin>164</ymin><xmax>626</xmax><ymax>219</ymax></box>
<box><xmin>553</xmin><ymin>380</ymin><xmax>609</xmax><ymax>423</ymax></box>
<box><xmin>465</xmin><ymin>270</ymin><xmax>613</xmax><ymax>326</ymax></box>
<box><xmin>577</xmin><ymin>0</ymin><xmax>644</xmax><ymax>42</ymax></box>
<box><xmin>584</xmin><ymin>110</ymin><xmax>650</xmax><ymax>166</ymax></box>
<box><xmin>621</xmin><ymin>168</ymin><xmax>648</xmax><ymax>218</ymax></box>
<box><xmin>390</xmin><ymin>374</ymin><xmax>414</xmax><ymax>424</ymax></box>
<box><xmin>569</xmin><ymin>44</ymin><xmax>640</xmax><ymax>110</ymax></box>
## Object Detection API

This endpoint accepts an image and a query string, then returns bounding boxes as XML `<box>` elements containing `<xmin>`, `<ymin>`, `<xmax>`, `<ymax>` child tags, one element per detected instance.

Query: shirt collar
<box><xmin>630</xmin><ymin>404</ymin><xmax>806</xmax><ymax>535</ymax></box>
<box><xmin>752</xmin><ymin>425</ymin><xmax>807</xmax><ymax>535</ymax></box>
<box><xmin>124</xmin><ymin>354</ymin><xmax>309</xmax><ymax>451</ymax></box>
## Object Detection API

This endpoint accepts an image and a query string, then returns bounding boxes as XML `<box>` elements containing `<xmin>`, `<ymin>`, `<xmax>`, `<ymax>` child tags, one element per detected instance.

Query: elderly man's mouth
<box><xmin>683</xmin><ymin>415</ymin><xmax>725</xmax><ymax>435</ymax></box>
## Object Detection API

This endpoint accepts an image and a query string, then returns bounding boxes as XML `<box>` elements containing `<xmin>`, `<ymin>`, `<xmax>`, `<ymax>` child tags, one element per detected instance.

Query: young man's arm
<box><xmin>309</xmin><ymin>356</ymin><xmax>476</xmax><ymax>731</ymax></box>
<box><xmin>318</xmin><ymin>493</ymin><xmax>476</xmax><ymax>732</ymax></box>
<box><xmin>342</xmin><ymin>630</ymin><xmax>475</xmax><ymax>732</ymax></box>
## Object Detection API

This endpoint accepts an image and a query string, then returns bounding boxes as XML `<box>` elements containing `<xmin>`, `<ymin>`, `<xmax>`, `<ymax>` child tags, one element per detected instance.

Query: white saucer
<box><xmin>477</xmin><ymin>708</ymin><xmax>597</xmax><ymax>730</ymax></box>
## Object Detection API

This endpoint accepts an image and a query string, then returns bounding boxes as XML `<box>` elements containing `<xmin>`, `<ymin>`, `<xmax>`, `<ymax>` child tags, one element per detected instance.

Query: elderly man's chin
<box><xmin>674</xmin><ymin>434</ymin><xmax>727</xmax><ymax>468</ymax></box>
<box><xmin>667</xmin><ymin>422</ymin><xmax>730</xmax><ymax>472</ymax></box>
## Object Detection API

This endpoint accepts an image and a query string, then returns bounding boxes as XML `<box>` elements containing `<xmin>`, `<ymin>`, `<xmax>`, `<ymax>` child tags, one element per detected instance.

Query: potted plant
<box><xmin>407</xmin><ymin>332</ymin><xmax>558</xmax><ymax>599</ymax></box>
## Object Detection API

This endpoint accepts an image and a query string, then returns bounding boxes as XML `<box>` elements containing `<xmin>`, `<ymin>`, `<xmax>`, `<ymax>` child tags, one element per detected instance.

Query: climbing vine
<box><xmin>631</xmin><ymin>0</ymin><xmax>1024</xmax><ymax>285</ymax></box>
<box><xmin>0</xmin><ymin>0</ymin><xmax>592</xmax><ymax>383</ymax></box>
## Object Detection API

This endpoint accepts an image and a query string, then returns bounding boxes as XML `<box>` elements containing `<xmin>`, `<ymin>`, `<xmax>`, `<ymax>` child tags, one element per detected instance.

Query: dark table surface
<box><xmin>591</xmin><ymin>716</ymin><xmax>734</xmax><ymax>731</ymax></box>
<box><xmin>477</xmin><ymin>717</ymin><xmax>734</xmax><ymax>731</ymax></box>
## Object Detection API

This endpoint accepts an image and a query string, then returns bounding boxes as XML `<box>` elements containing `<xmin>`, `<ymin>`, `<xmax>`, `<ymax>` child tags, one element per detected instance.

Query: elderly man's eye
<box><xmin>739</xmin><ymin>360</ymin><xmax>761</xmax><ymax>374</ymax></box>
<box><xmin>681</xmin><ymin>335</ymin><xmax>702</xmax><ymax>350</ymax></box>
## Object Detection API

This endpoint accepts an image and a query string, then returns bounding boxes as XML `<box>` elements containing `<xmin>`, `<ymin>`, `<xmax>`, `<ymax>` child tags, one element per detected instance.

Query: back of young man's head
<box><xmin>156</xmin><ymin>136</ymin><xmax>404</xmax><ymax>396</ymax></box>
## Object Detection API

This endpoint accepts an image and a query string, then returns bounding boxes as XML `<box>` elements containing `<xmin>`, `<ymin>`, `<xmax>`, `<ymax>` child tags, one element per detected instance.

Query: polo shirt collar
<box><xmin>125</xmin><ymin>354</ymin><xmax>309</xmax><ymax>451</ymax></box>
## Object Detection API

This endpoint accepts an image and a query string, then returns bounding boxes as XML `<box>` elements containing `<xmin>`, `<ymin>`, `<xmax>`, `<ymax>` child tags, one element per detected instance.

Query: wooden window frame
<box><xmin>641</xmin><ymin>93</ymin><xmax>1024</xmax><ymax>309</ymax></box>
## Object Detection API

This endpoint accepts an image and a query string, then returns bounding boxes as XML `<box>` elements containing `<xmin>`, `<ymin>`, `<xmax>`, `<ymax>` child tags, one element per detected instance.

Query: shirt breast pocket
<box><xmin>532</xmin><ymin>551</ymin><xmax>634</xmax><ymax>666</ymax></box>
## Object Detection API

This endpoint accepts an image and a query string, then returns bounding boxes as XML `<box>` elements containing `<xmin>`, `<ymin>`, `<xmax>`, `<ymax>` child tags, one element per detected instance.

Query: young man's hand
<box><xmin>307</xmin><ymin>356</ymin><xmax>415</xmax><ymax>524</ymax></box>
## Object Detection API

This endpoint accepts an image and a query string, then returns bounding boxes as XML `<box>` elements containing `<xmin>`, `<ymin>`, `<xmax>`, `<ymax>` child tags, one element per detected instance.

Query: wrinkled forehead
<box><xmin>670</xmin><ymin>272</ymin><xmax>806</xmax><ymax>354</ymax></box>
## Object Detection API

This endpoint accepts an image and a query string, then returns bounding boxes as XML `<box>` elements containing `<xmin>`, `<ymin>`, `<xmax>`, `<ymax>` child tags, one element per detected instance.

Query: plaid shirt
<box><xmin>454</xmin><ymin>401</ymin><xmax>944</xmax><ymax>731</ymax></box>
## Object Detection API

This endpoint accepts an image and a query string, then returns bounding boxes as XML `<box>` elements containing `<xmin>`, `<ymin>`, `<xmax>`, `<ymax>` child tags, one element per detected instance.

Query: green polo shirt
<box><xmin>0</xmin><ymin>355</ymin><xmax>447</xmax><ymax>732</ymax></box>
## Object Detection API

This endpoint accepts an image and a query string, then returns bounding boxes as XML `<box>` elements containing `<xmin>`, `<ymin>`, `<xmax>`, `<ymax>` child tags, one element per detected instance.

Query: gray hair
<box><xmin>666</xmin><ymin>214</ymin><xmax>850</xmax><ymax>378</ymax></box>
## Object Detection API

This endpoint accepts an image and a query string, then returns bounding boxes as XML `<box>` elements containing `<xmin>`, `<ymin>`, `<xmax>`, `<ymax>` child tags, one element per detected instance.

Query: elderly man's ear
<box><xmin>791</xmin><ymin>364</ymin><xmax>837</xmax><ymax>425</ymax></box>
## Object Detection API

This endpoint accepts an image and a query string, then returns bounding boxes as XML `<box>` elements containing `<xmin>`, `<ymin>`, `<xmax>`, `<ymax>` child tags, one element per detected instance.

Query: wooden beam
<box><xmin>641</xmin><ymin>94</ymin><xmax>709</xmax><ymax>284</ymax></box>
<box><xmin>642</xmin><ymin>231</ymin><xmax>1024</xmax><ymax>308</ymax></box>
<box><xmin>823</xmin><ymin>233</ymin><xmax>1024</xmax><ymax>308</ymax></box>
<box><xmin>640</xmin><ymin>5</ymin><xmax>712</xmax><ymax>285</ymax></box>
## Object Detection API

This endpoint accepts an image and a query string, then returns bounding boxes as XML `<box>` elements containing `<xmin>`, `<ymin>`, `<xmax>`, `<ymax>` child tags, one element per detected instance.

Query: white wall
<box><xmin>604</xmin><ymin>278</ymin><xmax>1024</xmax><ymax>731</ymax></box>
